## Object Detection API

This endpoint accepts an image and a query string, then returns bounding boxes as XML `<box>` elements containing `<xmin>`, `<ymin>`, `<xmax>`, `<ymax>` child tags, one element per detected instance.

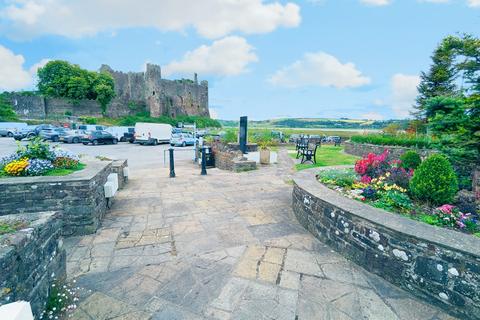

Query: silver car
<box><xmin>170</xmin><ymin>133</ymin><xmax>196</xmax><ymax>147</ymax></box>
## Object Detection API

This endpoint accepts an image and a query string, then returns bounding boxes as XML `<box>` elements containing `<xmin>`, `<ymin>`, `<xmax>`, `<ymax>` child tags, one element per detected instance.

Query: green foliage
<box><xmin>400</xmin><ymin>151</ymin><xmax>422</xmax><ymax>170</ymax></box>
<box><xmin>318</xmin><ymin>169</ymin><xmax>357</xmax><ymax>188</ymax></box>
<box><xmin>222</xmin><ymin>129</ymin><xmax>237</xmax><ymax>144</ymax></box>
<box><xmin>253</xmin><ymin>131</ymin><xmax>275</xmax><ymax>150</ymax></box>
<box><xmin>0</xmin><ymin>94</ymin><xmax>18</xmax><ymax>121</ymax></box>
<box><xmin>373</xmin><ymin>190</ymin><xmax>413</xmax><ymax>213</ymax></box>
<box><xmin>294</xmin><ymin>145</ymin><xmax>360</xmax><ymax>171</ymax></box>
<box><xmin>409</xmin><ymin>154</ymin><xmax>458</xmax><ymax>205</ymax></box>
<box><xmin>37</xmin><ymin>60</ymin><xmax>115</xmax><ymax>113</ymax></box>
<box><xmin>43</xmin><ymin>163</ymin><xmax>86</xmax><ymax>176</ymax></box>
<box><xmin>80</xmin><ymin>117</ymin><xmax>97</xmax><ymax>124</ymax></box>
<box><xmin>17</xmin><ymin>137</ymin><xmax>55</xmax><ymax>160</ymax></box>
<box><xmin>350</xmin><ymin>134</ymin><xmax>434</xmax><ymax>149</ymax></box>
<box><xmin>115</xmin><ymin>113</ymin><xmax>221</xmax><ymax>128</ymax></box>
<box><xmin>0</xmin><ymin>220</ymin><xmax>27</xmax><ymax>235</ymax></box>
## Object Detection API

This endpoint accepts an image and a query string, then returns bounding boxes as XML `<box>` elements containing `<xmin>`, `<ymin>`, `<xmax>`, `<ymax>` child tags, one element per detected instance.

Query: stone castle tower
<box><xmin>100</xmin><ymin>64</ymin><xmax>209</xmax><ymax>118</ymax></box>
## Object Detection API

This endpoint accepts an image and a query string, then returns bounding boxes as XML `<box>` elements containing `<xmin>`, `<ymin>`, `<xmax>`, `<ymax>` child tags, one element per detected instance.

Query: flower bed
<box><xmin>318</xmin><ymin>150</ymin><xmax>479</xmax><ymax>237</ymax></box>
<box><xmin>0</xmin><ymin>138</ymin><xmax>84</xmax><ymax>177</ymax></box>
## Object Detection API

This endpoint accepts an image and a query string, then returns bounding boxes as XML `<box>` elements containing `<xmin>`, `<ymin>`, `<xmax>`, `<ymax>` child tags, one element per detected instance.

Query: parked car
<box><xmin>170</xmin><ymin>133</ymin><xmax>196</xmax><ymax>147</ymax></box>
<box><xmin>34</xmin><ymin>124</ymin><xmax>56</xmax><ymax>135</ymax></box>
<box><xmin>59</xmin><ymin>130</ymin><xmax>86</xmax><ymax>143</ymax></box>
<box><xmin>105</xmin><ymin>126</ymin><xmax>134</xmax><ymax>142</ymax></box>
<box><xmin>134</xmin><ymin>122</ymin><xmax>172</xmax><ymax>145</ymax></box>
<box><xmin>13</xmin><ymin>125</ymin><xmax>37</xmax><ymax>140</ymax></box>
<box><xmin>0</xmin><ymin>122</ymin><xmax>28</xmax><ymax>137</ymax></box>
<box><xmin>289</xmin><ymin>134</ymin><xmax>301</xmax><ymax>143</ymax></box>
<box><xmin>81</xmin><ymin>131</ymin><xmax>118</xmax><ymax>145</ymax></box>
<box><xmin>39</xmin><ymin>127</ymin><xmax>68</xmax><ymax>142</ymax></box>
<box><xmin>123</xmin><ymin>127</ymin><xmax>135</xmax><ymax>143</ymax></box>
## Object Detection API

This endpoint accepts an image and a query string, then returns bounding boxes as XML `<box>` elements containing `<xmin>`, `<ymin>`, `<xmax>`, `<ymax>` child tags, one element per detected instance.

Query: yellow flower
<box><xmin>4</xmin><ymin>158</ymin><xmax>29</xmax><ymax>176</ymax></box>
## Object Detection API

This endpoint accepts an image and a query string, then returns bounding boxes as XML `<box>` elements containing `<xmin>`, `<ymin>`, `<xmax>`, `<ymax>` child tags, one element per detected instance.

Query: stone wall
<box><xmin>344</xmin><ymin>141</ymin><xmax>436</xmax><ymax>160</ymax></box>
<box><xmin>211</xmin><ymin>142</ymin><xmax>256</xmax><ymax>172</ymax></box>
<box><xmin>8</xmin><ymin>63</ymin><xmax>210</xmax><ymax>120</ymax></box>
<box><xmin>0</xmin><ymin>161</ymin><xmax>112</xmax><ymax>236</ymax></box>
<box><xmin>9</xmin><ymin>94</ymin><xmax>137</xmax><ymax>119</ymax></box>
<box><xmin>0</xmin><ymin>211</ymin><xmax>66</xmax><ymax>318</ymax></box>
<box><xmin>292</xmin><ymin>169</ymin><xmax>480</xmax><ymax>319</ymax></box>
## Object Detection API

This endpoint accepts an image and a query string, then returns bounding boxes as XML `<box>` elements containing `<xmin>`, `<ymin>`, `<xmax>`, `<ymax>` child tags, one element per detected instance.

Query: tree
<box><xmin>413</xmin><ymin>37</ymin><xmax>458</xmax><ymax>119</ymax></box>
<box><xmin>37</xmin><ymin>60</ymin><xmax>115</xmax><ymax>114</ymax></box>
<box><xmin>0</xmin><ymin>94</ymin><xmax>18</xmax><ymax>121</ymax></box>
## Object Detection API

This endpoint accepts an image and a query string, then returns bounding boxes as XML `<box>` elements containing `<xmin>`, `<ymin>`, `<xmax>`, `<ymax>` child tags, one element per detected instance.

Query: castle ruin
<box><xmin>100</xmin><ymin>64</ymin><xmax>210</xmax><ymax>118</ymax></box>
<box><xmin>8</xmin><ymin>63</ymin><xmax>210</xmax><ymax>120</ymax></box>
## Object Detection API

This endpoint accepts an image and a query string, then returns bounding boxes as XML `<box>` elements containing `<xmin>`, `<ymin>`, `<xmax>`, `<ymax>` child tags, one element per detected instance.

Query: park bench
<box><xmin>296</xmin><ymin>136</ymin><xmax>309</xmax><ymax>159</ymax></box>
<box><xmin>300</xmin><ymin>141</ymin><xmax>320</xmax><ymax>164</ymax></box>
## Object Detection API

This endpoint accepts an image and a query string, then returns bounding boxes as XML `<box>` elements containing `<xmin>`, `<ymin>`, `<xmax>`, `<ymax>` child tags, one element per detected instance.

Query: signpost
<box><xmin>239</xmin><ymin>116</ymin><xmax>248</xmax><ymax>154</ymax></box>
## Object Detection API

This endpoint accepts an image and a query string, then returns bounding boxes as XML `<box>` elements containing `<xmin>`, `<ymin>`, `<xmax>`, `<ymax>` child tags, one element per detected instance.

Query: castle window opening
<box><xmin>152</xmin><ymin>91</ymin><xmax>155</xmax><ymax>96</ymax></box>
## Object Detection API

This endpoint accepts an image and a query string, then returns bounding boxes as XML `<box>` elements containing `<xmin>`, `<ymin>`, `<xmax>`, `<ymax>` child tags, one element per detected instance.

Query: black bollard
<box><xmin>169</xmin><ymin>147</ymin><xmax>175</xmax><ymax>178</ymax></box>
<box><xmin>201</xmin><ymin>147</ymin><xmax>207</xmax><ymax>175</ymax></box>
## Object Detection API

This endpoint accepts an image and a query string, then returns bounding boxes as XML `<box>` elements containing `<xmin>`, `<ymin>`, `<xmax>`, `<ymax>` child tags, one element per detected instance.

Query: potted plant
<box><xmin>257</xmin><ymin>133</ymin><xmax>274</xmax><ymax>165</ymax></box>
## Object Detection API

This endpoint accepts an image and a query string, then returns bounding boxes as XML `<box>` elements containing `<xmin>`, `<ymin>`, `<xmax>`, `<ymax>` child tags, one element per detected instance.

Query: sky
<box><xmin>0</xmin><ymin>0</ymin><xmax>479</xmax><ymax>120</ymax></box>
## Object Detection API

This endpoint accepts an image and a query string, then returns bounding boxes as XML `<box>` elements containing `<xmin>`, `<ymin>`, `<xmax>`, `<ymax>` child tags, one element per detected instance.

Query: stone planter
<box><xmin>259</xmin><ymin>149</ymin><xmax>271</xmax><ymax>165</ymax></box>
<box><xmin>0</xmin><ymin>211</ymin><xmax>66</xmax><ymax>318</ymax></box>
<box><xmin>292</xmin><ymin>168</ymin><xmax>480</xmax><ymax>320</ymax></box>
<box><xmin>0</xmin><ymin>160</ymin><xmax>112</xmax><ymax>236</ymax></box>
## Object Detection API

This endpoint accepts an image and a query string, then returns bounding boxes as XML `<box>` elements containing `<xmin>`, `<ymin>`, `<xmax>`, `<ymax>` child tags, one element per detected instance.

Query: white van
<box><xmin>134</xmin><ymin>122</ymin><xmax>172</xmax><ymax>145</ymax></box>
<box><xmin>105</xmin><ymin>126</ymin><xmax>133</xmax><ymax>142</ymax></box>
<box><xmin>0</xmin><ymin>122</ymin><xmax>28</xmax><ymax>137</ymax></box>
<box><xmin>77</xmin><ymin>124</ymin><xmax>105</xmax><ymax>131</ymax></box>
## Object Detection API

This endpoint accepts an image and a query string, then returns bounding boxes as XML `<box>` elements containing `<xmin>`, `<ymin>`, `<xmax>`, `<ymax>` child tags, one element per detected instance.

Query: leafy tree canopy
<box><xmin>0</xmin><ymin>93</ymin><xmax>18</xmax><ymax>122</ymax></box>
<box><xmin>37</xmin><ymin>60</ymin><xmax>115</xmax><ymax>114</ymax></box>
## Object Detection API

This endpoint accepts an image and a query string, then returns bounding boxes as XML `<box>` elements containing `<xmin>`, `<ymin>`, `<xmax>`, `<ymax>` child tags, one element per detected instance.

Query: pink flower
<box><xmin>360</xmin><ymin>175</ymin><xmax>372</xmax><ymax>184</ymax></box>
<box><xmin>437</xmin><ymin>204</ymin><xmax>455</xmax><ymax>214</ymax></box>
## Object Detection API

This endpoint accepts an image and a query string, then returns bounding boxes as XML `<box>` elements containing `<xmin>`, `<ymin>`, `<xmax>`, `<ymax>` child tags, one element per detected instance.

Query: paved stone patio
<box><xmin>64</xmin><ymin>150</ymin><xmax>456</xmax><ymax>319</ymax></box>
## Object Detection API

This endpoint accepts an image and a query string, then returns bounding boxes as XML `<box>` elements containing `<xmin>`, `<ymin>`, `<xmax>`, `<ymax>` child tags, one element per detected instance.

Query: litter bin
<box><xmin>204</xmin><ymin>146</ymin><xmax>215</xmax><ymax>168</ymax></box>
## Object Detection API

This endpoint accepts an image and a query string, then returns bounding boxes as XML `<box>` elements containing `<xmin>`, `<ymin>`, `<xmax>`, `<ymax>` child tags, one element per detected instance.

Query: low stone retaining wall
<box><xmin>0</xmin><ymin>160</ymin><xmax>111</xmax><ymax>236</ymax></box>
<box><xmin>0</xmin><ymin>211</ymin><xmax>66</xmax><ymax>318</ymax></box>
<box><xmin>111</xmin><ymin>159</ymin><xmax>128</xmax><ymax>190</ymax></box>
<box><xmin>211</xmin><ymin>143</ymin><xmax>257</xmax><ymax>172</ymax></box>
<box><xmin>226</xmin><ymin>143</ymin><xmax>258</xmax><ymax>153</ymax></box>
<box><xmin>292</xmin><ymin>168</ymin><xmax>480</xmax><ymax>319</ymax></box>
<box><xmin>344</xmin><ymin>141</ymin><xmax>436</xmax><ymax>160</ymax></box>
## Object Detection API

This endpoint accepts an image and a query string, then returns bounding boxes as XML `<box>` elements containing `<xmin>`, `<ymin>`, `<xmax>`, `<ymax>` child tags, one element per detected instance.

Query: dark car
<box><xmin>39</xmin><ymin>128</ymin><xmax>68</xmax><ymax>142</ymax></box>
<box><xmin>123</xmin><ymin>127</ymin><xmax>135</xmax><ymax>143</ymax></box>
<box><xmin>59</xmin><ymin>129</ymin><xmax>86</xmax><ymax>143</ymax></box>
<box><xmin>81</xmin><ymin>131</ymin><xmax>118</xmax><ymax>145</ymax></box>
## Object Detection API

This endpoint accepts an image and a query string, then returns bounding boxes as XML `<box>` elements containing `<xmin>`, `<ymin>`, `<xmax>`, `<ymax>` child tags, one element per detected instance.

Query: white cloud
<box><xmin>391</xmin><ymin>73</ymin><xmax>420</xmax><ymax>118</ymax></box>
<box><xmin>361</xmin><ymin>112</ymin><xmax>384</xmax><ymax>120</ymax></box>
<box><xmin>268</xmin><ymin>51</ymin><xmax>371</xmax><ymax>89</ymax></box>
<box><xmin>0</xmin><ymin>0</ymin><xmax>301</xmax><ymax>39</ymax></box>
<box><xmin>360</xmin><ymin>0</ymin><xmax>391</xmax><ymax>6</ymax></box>
<box><xmin>0</xmin><ymin>45</ymin><xmax>47</xmax><ymax>91</ymax></box>
<box><xmin>468</xmin><ymin>0</ymin><xmax>480</xmax><ymax>7</ymax></box>
<box><xmin>163</xmin><ymin>36</ymin><xmax>258</xmax><ymax>77</ymax></box>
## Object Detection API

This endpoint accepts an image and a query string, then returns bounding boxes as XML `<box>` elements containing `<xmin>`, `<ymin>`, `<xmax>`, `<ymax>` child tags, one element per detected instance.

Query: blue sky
<box><xmin>0</xmin><ymin>0</ymin><xmax>478</xmax><ymax>120</ymax></box>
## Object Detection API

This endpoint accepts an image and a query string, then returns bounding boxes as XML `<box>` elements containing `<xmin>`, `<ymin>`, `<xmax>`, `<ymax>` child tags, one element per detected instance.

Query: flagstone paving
<box><xmin>64</xmin><ymin>150</ymin><xmax>456</xmax><ymax>320</ymax></box>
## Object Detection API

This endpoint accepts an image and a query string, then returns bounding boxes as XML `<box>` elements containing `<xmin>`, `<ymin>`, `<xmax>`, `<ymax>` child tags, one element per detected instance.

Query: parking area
<box><xmin>0</xmin><ymin>138</ymin><xmax>196</xmax><ymax>170</ymax></box>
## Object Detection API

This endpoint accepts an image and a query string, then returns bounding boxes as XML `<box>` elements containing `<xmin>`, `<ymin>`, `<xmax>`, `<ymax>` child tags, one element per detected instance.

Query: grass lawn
<box><xmin>288</xmin><ymin>145</ymin><xmax>360</xmax><ymax>170</ymax></box>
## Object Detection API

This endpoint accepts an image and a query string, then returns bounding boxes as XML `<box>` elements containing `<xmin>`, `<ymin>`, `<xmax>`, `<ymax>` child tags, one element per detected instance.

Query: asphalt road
<box><xmin>0</xmin><ymin>137</ymin><xmax>197</xmax><ymax>170</ymax></box>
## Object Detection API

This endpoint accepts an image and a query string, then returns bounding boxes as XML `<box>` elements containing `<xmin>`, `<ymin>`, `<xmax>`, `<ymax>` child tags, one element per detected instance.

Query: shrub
<box><xmin>373</xmin><ymin>190</ymin><xmax>413</xmax><ymax>213</ymax></box>
<box><xmin>17</xmin><ymin>138</ymin><xmax>55</xmax><ymax>160</ymax></box>
<box><xmin>222</xmin><ymin>130</ymin><xmax>237</xmax><ymax>144</ymax></box>
<box><xmin>354</xmin><ymin>150</ymin><xmax>390</xmax><ymax>182</ymax></box>
<box><xmin>409</xmin><ymin>154</ymin><xmax>458</xmax><ymax>205</ymax></box>
<box><xmin>350</xmin><ymin>134</ymin><xmax>434</xmax><ymax>149</ymax></box>
<box><xmin>400</xmin><ymin>151</ymin><xmax>422</xmax><ymax>170</ymax></box>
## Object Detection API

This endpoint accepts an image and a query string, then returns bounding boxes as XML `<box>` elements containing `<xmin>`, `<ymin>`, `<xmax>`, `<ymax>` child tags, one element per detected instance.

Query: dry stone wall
<box><xmin>292</xmin><ymin>169</ymin><xmax>480</xmax><ymax>320</ymax></box>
